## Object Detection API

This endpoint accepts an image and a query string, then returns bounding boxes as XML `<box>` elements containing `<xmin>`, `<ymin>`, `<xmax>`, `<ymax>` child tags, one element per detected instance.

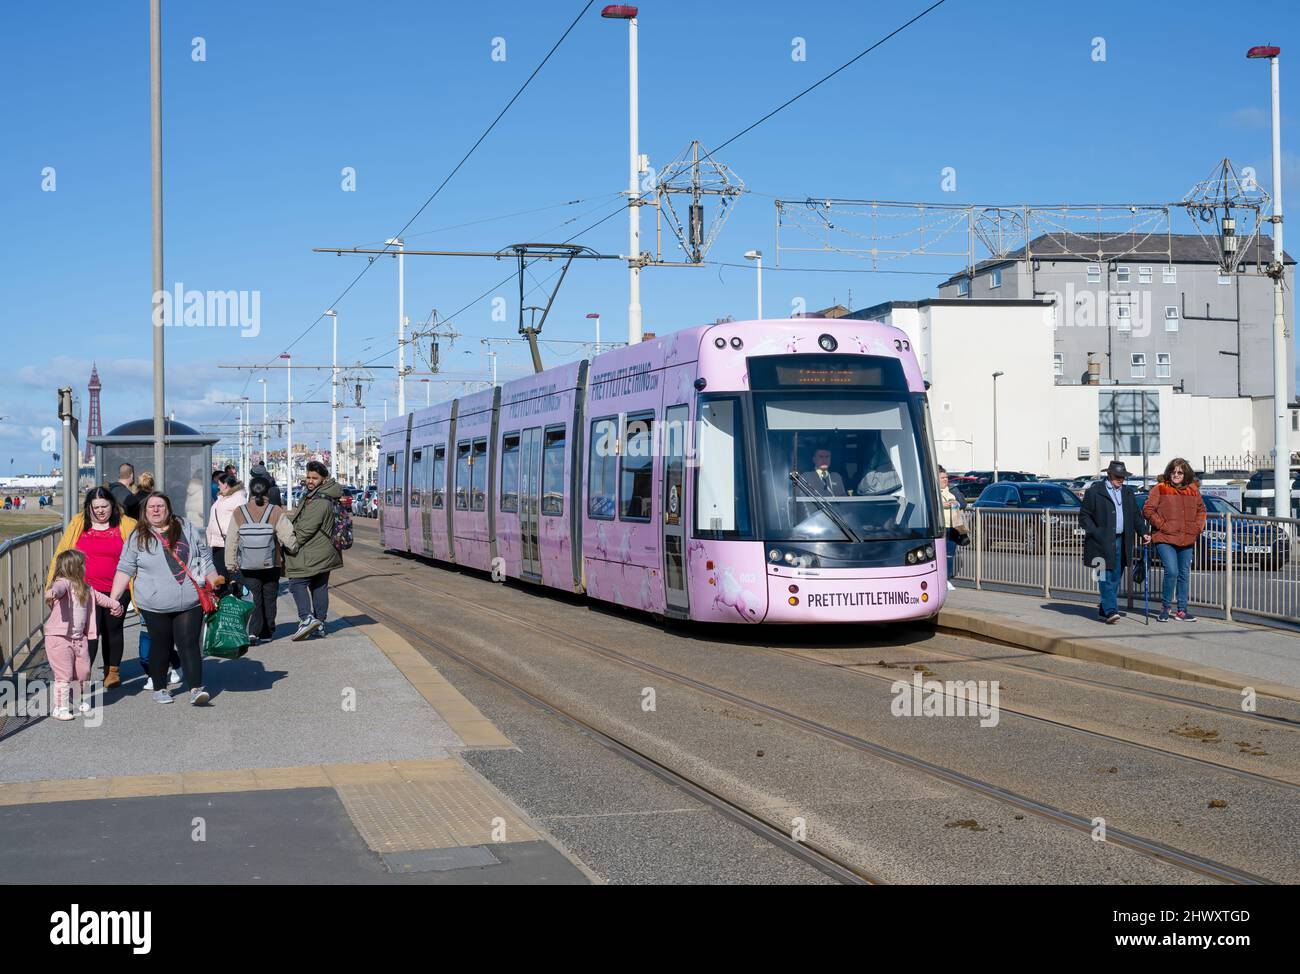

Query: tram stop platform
<box><xmin>942</xmin><ymin>585</ymin><xmax>1300</xmax><ymax>702</ymax></box>
<box><xmin>0</xmin><ymin>592</ymin><xmax>590</xmax><ymax>885</ymax></box>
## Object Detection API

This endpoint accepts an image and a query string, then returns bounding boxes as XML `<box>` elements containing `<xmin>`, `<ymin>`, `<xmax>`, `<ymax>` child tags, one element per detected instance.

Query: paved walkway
<box><xmin>0</xmin><ymin>590</ymin><xmax>588</xmax><ymax>884</ymax></box>
<box><xmin>943</xmin><ymin>584</ymin><xmax>1300</xmax><ymax>697</ymax></box>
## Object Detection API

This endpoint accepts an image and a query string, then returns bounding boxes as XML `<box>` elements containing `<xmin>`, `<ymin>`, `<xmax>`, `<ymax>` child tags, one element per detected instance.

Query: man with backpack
<box><xmin>228</xmin><ymin>475</ymin><xmax>296</xmax><ymax>644</ymax></box>
<box><xmin>284</xmin><ymin>460</ymin><xmax>350</xmax><ymax>640</ymax></box>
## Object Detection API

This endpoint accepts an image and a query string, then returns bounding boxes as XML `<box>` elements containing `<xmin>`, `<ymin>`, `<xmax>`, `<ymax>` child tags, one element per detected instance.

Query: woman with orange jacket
<box><xmin>1142</xmin><ymin>457</ymin><xmax>1207</xmax><ymax>623</ymax></box>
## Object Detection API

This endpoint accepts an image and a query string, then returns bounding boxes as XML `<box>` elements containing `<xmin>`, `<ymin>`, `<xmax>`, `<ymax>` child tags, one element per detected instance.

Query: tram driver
<box><xmin>800</xmin><ymin>447</ymin><xmax>848</xmax><ymax>497</ymax></box>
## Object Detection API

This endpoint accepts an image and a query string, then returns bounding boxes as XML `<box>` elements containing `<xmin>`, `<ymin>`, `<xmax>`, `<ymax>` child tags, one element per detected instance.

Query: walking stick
<box><xmin>1142</xmin><ymin>543</ymin><xmax>1150</xmax><ymax>625</ymax></box>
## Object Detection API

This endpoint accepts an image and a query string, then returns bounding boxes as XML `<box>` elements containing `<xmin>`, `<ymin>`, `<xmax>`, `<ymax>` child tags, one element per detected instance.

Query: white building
<box><xmin>851</xmin><ymin>298</ymin><xmax>1300</xmax><ymax>479</ymax></box>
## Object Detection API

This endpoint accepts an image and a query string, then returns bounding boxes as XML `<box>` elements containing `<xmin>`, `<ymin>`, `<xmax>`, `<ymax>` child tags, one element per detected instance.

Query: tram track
<box><xmin>338</xmin><ymin>538</ymin><xmax>1279</xmax><ymax>884</ymax></box>
<box><xmin>330</xmin><ymin>580</ymin><xmax>878</xmax><ymax>886</ymax></box>
<box><xmin>758</xmin><ymin>645</ymin><xmax>1300</xmax><ymax>792</ymax></box>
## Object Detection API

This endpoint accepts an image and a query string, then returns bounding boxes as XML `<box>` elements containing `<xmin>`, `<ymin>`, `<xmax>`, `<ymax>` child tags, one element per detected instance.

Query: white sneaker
<box><xmin>78</xmin><ymin>700</ymin><xmax>92</xmax><ymax>714</ymax></box>
<box><xmin>189</xmin><ymin>687</ymin><xmax>210</xmax><ymax>706</ymax></box>
<box><xmin>167</xmin><ymin>667</ymin><xmax>182</xmax><ymax>687</ymax></box>
<box><xmin>946</xmin><ymin>581</ymin><xmax>955</xmax><ymax>592</ymax></box>
<box><xmin>51</xmin><ymin>707</ymin><xmax>75</xmax><ymax>721</ymax></box>
<box><xmin>292</xmin><ymin>616</ymin><xmax>320</xmax><ymax>641</ymax></box>
<box><xmin>143</xmin><ymin>677</ymin><xmax>155</xmax><ymax>691</ymax></box>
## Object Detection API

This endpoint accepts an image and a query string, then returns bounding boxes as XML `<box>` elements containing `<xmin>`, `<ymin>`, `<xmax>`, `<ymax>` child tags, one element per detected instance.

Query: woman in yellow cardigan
<box><xmin>47</xmin><ymin>487</ymin><xmax>137</xmax><ymax>688</ymax></box>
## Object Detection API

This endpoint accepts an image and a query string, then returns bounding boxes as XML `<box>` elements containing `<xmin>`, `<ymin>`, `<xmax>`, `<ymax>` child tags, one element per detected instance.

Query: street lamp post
<box><xmin>744</xmin><ymin>249</ymin><xmax>763</xmax><ymax>319</ymax></box>
<box><xmin>325</xmin><ymin>309</ymin><xmax>338</xmax><ymax>479</ymax></box>
<box><xmin>149</xmin><ymin>0</ymin><xmax>166</xmax><ymax>490</ymax></box>
<box><xmin>586</xmin><ymin>312</ymin><xmax>601</xmax><ymax>353</ymax></box>
<box><xmin>422</xmin><ymin>378</ymin><xmax>431</xmax><ymax>406</ymax></box>
<box><xmin>281</xmin><ymin>353</ymin><xmax>294</xmax><ymax>509</ymax></box>
<box><xmin>602</xmin><ymin>5</ymin><xmax>642</xmax><ymax>344</ymax></box>
<box><xmin>992</xmin><ymin>371</ymin><xmax>1005</xmax><ymax>481</ymax></box>
<box><xmin>258</xmin><ymin>378</ymin><xmax>268</xmax><ymax>470</ymax></box>
<box><xmin>1247</xmin><ymin>44</ymin><xmax>1292</xmax><ymax>518</ymax></box>
<box><xmin>386</xmin><ymin>237</ymin><xmax>407</xmax><ymax>414</ymax></box>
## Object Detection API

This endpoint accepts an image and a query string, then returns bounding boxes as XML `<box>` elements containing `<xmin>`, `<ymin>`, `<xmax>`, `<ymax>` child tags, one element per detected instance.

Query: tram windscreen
<box><xmin>755</xmin><ymin>392</ymin><xmax>939</xmax><ymax>542</ymax></box>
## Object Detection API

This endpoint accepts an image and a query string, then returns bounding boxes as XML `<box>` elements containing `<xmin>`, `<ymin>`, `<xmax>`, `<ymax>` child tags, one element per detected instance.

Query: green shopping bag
<box><xmin>203</xmin><ymin>595</ymin><xmax>254</xmax><ymax>659</ymax></box>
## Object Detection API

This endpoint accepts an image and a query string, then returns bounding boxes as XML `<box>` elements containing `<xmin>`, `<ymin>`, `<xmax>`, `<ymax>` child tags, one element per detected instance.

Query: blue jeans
<box><xmin>1097</xmin><ymin>535</ymin><xmax>1125</xmax><ymax>615</ymax></box>
<box><xmin>1156</xmin><ymin>543</ymin><xmax>1194</xmax><ymax>612</ymax></box>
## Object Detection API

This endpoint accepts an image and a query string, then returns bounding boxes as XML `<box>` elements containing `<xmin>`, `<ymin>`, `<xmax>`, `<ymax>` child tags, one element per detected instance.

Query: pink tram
<box><xmin>378</xmin><ymin>318</ymin><xmax>946</xmax><ymax>625</ymax></box>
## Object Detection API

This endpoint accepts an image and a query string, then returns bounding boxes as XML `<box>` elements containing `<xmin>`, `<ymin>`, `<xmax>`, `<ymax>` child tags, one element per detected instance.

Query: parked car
<box><xmin>1135</xmin><ymin>490</ymin><xmax>1292</xmax><ymax>571</ymax></box>
<box><xmin>339</xmin><ymin>485</ymin><xmax>357</xmax><ymax>511</ymax></box>
<box><xmin>969</xmin><ymin>482</ymin><xmax>1085</xmax><ymax>553</ymax></box>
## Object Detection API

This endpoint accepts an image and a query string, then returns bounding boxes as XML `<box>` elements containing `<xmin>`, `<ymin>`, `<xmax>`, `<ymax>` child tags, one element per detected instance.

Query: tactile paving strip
<box><xmin>334</xmin><ymin>777</ymin><xmax>538</xmax><ymax>852</ymax></box>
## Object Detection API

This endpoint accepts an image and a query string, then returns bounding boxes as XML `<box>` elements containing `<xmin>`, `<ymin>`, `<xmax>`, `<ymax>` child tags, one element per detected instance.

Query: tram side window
<box><xmin>383</xmin><ymin>454</ymin><xmax>392</xmax><ymax>506</ymax></box>
<box><xmin>455</xmin><ymin>441</ymin><xmax>471</xmax><ymax>510</ymax></box>
<box><xmin>696</xmin><ymin>397</ymin><xmax>753</xmax><ymax>537</ymax></box>
<box><xmin>393</xmin><ymin>451</ymin><xmax>405</xmax><ymax>509</ymax></box>
<box><xmin>431</xmin><ymin>445</ymin><xmax>446</xmax><ymax>509</ymax></box>
<box><xmin>587</xmin><ymin>417</ymin><xmax>617</xmax><ymax>519</ymax></box>
<box><xmin>619</xmin><ymin>412</ymin><xmax>654</xmax><ymax>522</ymax></box>
<box><xmin>500</xmin><ymin>433</ymin><xmax>521</xmax><ymax>512</ymax></box>
<box><xmin>541</xmin><ymin>426</ymin><xmax>566</xmax><ymax>516</ymax></box>
<box><xmin>409</xmin><ymin>450</ymin><xmax>423</xmax><ymax>508</ymax></box>
<box><xmin>471</xmin><ymin>438</ymin><xmax>488</xmax><ymax>512</ymax></box>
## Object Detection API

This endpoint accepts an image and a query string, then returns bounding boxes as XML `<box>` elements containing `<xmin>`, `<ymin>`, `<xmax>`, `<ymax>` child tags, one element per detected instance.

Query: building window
<box><xmin>1293</xmin><ymin>409</ymin><xmax>1299</xmax><ymax>432</ymax></box>
<box><xmin>1164</xmin><ymin>306</ymin><xmax>1179</xmax><ymax>331</ymax></box>
<box><xmin>957</xmin><ymin>277</ymin><xmax>970</xmax><ymax>296</ymax></box>
<box><xmin>988</xmin><ymin>268</ymin><xmax>1002</xmax><ymax>289</ymax></box>
<box><xmin>1162</xmin><ymin>265</ymin><xmax>1176</xmax><ymax>284</ymax></box>
<box><xmin>1116</xmin><ymin>266</ymin><xmax>1130</xmax><ymax>283</ymax></box>
<box><xmin>1218</xmin><ymin>273</ymin><xmax>1232</xmax><ymax>285</ymax></box>
<box><xmin>1087</xmin><ymin>264</ymin><xmax>1101</xmax><ymax>284</ymax></box>
<box><xmin>1156</xmin><ymin>352</ymin><xmax>1171</xmax><ymax>378</ymax></box>
<box><xmin>1053</xmin><ymin>353</ymin><xmax>1063</xmax><ymax>377</ymax></box>
<box><xmin>1131</xmin><ymin>353</ymin><xmax>1146</xmax><ymax>379</ymax></box>
<box><xmin>1116</xmin><ymin>305</ymin><xmax>1131</xmax><ymax>331</ymax></box>
<box><xmin>1138</xmin><ymin>266</ymin><xmax>1153</xmax><ymax>284</ymax></box>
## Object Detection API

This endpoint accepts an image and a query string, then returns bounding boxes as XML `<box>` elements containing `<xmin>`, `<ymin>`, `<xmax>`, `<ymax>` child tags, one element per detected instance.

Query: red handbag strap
<box><xmin>157</xmin><ymin>529</ymin><xmax>211</xmax><ymax>604</ymax></box>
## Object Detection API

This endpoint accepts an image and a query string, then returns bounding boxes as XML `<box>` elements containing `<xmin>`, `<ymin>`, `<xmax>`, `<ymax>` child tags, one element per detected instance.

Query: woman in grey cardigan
<box><xmin>110</xmin><ymin>491</ymin><xmax>222</xmax><ymax>705</ymax></box>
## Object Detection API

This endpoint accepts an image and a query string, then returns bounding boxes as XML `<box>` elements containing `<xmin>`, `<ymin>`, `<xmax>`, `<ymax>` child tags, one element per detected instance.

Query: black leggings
<box><xmin>87</xmin><ymin>590</ymin><xmax>132</xmax><ymax>673</ymax></box>
<box><xmin>241</xmin><ymin>568</ymin><xmax>281</xmax><ymax>638</ymax></box>
<box><xmin>141</xmin><ymin>606</ymin><xmax>205</xmax><ymax>692</ymax></box>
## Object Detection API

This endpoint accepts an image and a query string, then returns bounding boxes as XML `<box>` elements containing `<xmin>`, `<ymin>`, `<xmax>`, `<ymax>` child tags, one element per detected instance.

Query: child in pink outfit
<box><xmin>44</xmin><ymin>549</ymin><xmax>122</xmax><ymax>720</ymax></box>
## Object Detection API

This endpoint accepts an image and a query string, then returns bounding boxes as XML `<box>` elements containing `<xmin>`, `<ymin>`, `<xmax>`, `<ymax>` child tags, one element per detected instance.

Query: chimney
<box><xmin>1086</xmin><ymin>353</ymin><xmax>1100</xmax><ymax>386</ymax></box>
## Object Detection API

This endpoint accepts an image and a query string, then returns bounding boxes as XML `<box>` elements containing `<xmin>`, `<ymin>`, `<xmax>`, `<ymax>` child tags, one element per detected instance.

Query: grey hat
<box><xmin>1106</xmin><ymin>460</ymin><xmax>1129</xmax><ymax>479</ymax></box>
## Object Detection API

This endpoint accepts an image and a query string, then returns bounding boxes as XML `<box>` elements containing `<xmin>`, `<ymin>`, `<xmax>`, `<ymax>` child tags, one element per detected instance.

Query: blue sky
<box><xmin>2</xmin><ymin>0</ymin><xmax>1295</xmax><ymax>473</ymax></box>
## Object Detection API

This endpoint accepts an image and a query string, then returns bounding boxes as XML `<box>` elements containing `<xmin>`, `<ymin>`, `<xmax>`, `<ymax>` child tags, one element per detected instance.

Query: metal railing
<box><xmin>953</xmin><ymin>508</ymin><xmax>1299</xmax><ymax>628</ymax></box>
<box><xmin>0</xmin><ymin>525</ymin><xmax>62</xmax><ymax>674</ymax></box>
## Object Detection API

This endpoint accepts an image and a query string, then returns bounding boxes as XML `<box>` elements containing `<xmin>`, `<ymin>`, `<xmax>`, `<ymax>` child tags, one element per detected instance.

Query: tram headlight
<box><xmin>730</xmin><ymin>337</ymin><xmax>743</xmax><ymax>349</ymax></box>
<box><xmin>906</xmin><ymin>550</ymin><xmax>918</xmax><ymax>565</ymax></box>
<box><xmin>784</xmin><ymin>552</ymin><xmax>797</xmax><ymax>565</ymax></box>
<box><xmin>768</xmin><ymin>548</ymin><xmax>783</xmax><ymax>562</ymax></box>
<box><xmin>714</xmin><ymin>337</ymin><xmax>727</xmax><ymax>348</ymax></box>
<box><xmin>924</xmin><ymin>543</ymin><xmax>935</xmax><ymax>561</ymax></box>
<box><xmin>818</xmin><ymin>334</ymin><xmax>838</xmax><ymax>352</ymax></box>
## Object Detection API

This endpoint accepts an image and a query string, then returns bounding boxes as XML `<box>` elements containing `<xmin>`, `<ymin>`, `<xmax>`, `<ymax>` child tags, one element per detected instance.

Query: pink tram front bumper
<box><xmin>763</xmin><ymin>560</ymin><xmax>943</xmax><ymax>623</ymax></box>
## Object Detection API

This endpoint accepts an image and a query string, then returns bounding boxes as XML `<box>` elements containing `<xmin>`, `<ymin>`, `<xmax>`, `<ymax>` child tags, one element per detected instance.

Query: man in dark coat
<box><xmin>1079</xmin><ymin>460</ymin><xmax>1150</xmax><ymax>623</ymax></box>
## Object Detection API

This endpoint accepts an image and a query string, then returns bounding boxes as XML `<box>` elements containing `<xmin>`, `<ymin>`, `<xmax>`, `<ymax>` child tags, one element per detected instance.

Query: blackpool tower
<box><xmin>85</xmin><ymin>363</ymin><xmax>102</xmax><ymax>462</ymax></box>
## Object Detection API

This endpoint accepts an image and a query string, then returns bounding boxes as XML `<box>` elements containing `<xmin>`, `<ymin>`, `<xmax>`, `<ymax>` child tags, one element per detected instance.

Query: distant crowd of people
<box><xmin>41</xmin><ymin>460</ymin><xmax>347</xmax><ymax>720</ymax></box>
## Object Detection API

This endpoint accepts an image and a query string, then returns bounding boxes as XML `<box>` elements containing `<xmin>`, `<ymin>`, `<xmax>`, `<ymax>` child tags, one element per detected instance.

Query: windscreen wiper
<box><xmin>789</xmin><ymin>470</ymin><xmax>861</xmax><ymax>543</ymax></box>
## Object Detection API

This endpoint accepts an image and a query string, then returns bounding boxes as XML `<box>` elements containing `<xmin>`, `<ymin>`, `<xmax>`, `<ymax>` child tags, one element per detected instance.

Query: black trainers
<box><xmin>1105</xmin><ymin>612</ymin><xmax>1121</xmax><ymax>624</ymax></box>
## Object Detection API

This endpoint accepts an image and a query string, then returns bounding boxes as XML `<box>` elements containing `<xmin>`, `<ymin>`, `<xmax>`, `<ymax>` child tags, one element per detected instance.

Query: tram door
<box><xmin>662</xmin><ymin>404</ymin><xmax>689</xmax><ymax>615</ymax></box>
<box><xmin>520</xmin><ymin>426</ymin><xmax>543</xmax><ymax>578</ymax></box>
